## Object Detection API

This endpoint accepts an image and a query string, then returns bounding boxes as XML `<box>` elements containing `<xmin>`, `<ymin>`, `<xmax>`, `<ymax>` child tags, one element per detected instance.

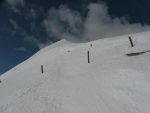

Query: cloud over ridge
<box><xmin>44</xmin><ymin>2</ymin><xmax>150</xmax><ymax>42</ymax></box>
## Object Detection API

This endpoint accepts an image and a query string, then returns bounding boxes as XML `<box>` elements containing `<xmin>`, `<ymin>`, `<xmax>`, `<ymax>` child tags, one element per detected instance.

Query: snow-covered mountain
<box><xmin>1</xmin><ymin>31</ymin><xmax>150</xmax><ymax>113</ymax></box>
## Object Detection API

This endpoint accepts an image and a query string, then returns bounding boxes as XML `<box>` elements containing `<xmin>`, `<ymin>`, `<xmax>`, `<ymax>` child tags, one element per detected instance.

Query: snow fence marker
<box><xmin>129</xmin><ymin>36</ymin><xmax>134</xmax><ymax>47</ymax></box>
<box><xmin>41</xmin><ymin>65</ymin><xmax>44</xmax><ymax>74</ymax></box>
<box><xmin>87</xmin><ymin>50</ymin><xmax>90</xmax><ymax>63</ymax></box>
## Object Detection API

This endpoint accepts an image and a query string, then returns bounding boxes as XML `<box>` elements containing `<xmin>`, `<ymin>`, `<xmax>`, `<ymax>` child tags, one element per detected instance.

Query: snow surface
<box><xmin>1</xmin><ymin>31</ymin><xmax>150</xmax><ymax>113</ymax></box>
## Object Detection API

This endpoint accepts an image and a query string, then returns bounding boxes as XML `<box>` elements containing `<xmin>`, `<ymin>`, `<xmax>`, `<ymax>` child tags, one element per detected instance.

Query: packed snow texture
<box><xmin>1</xmin><ymin>31</ymin><xmax>150</xmax><ymax>113</ymax></box>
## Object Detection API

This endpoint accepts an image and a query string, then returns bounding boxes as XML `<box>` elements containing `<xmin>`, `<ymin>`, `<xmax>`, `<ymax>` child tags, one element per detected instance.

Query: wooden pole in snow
<box><xmin>129</xmin><ymin>36</ymin><xmax>134</xmax><ymax>47</ymax></box>
<box><xmin>41</xmin><ymin>65</ymin><xmax>44</xmax><ymax>74</ymax></box>
<box><xmin>87</xmin><ymin>50</ymin><xmax>90</xmax><ymax>63</ymax></box>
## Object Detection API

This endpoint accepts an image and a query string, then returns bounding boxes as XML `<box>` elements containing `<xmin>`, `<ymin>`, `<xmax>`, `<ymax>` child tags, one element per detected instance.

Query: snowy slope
<box><xmin>1</xmin><ymin>31</ymin><xmax>150</xmax><ymax>113</ymax></box>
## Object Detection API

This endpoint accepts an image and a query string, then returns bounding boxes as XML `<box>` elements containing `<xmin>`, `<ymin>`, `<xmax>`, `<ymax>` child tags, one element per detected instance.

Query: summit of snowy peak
<box><xmin>32</xmin><ymin>39</ymin><xmax>73</xmax><ymax>58</ymax></box>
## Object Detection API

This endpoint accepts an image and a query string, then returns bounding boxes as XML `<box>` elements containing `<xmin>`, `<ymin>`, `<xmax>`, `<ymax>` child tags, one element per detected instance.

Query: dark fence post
<box><xmin>129</xmin><ymin>36</ymin><xmax>134</xmax><ymax>47</ymax></box>
<box><xmin>41</xmin><ymin>65</ymin><xmax>44</xmax><ymax>74</ymax></box>
<box><xmin>87</xmin><ymin>50</ymin><xmax>90</xmax><ymax>63</ymax></box>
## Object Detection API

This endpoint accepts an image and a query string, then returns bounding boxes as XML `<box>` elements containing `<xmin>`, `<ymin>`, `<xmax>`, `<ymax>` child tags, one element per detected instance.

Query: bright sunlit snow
<box><xmin>1</xmin><ymin>31</ymin><xmax>150</xmax><ymax>113</ymax></box>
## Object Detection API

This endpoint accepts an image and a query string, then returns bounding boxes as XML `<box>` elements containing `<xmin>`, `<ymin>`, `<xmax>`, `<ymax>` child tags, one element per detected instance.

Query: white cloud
<box><xmin>9</xmin><ymin>18</ymin><xmax>27</xmax><ymax>37</ymax></box>
<box><xmin>27</xmin><ymin>7</ymin><xmax>44</xmax><ymax>20</ymax></box>
<box><xmin>37</xmin><ymin>41</ymin><xmax>53</xmax><ymax>49</ymax></box>
<box><xmin>24</xmin><ymin>36</ymin><xmax>40</xmax><ymax>46</ymax></box>
<box><xmin>9</xmin><ymin>18</ymin><xmax>19</xmax><ymax>30</ymax></box>
<box><xmin>14</xmin><ymin>46</ymin><xmax>26</xmax><ymax>52</ymax></box>
<box><xmin>83</xmin><ymin>3</ymin><xmax>150</xmax><ymax>41</ymax></box>
<box><xmin>24</xmin><ymin>36</ymin><xmax>53</xmax><ymax>49</ymax></box>
<box><xmin>43</xmin><ymin>5</ymin><xmax>83</xmax><ymax>42</ymax></box>
<box><xmin>9</xmin><ymin>18</ymin><xmax>20</xmax><ymax>35</ymax></box>
<box><xmin>6</xmin><ymin>0</ymin><xmax>25</xmax><ymax>6</ymax></box>
<box><xmin>43</xmin><ymin>2</ymin><xmax>150</xmax><ymax>42</ymax></box>
<box><xmin>6</xmin><ymin>0</ymin><xmax>25</xmax><ymax>13</ymax></box>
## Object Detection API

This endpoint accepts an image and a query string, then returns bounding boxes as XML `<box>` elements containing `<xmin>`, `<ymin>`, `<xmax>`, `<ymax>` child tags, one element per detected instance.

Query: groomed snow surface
<box><xmin>1</xmin><ymin>31</ymin><xmax>150</xmax><ymax>113</ymax></box>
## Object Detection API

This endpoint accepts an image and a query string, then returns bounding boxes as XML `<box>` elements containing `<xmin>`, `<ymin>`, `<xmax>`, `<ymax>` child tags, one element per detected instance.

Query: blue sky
<box><xmin>0</xmin><ymin>0</ymin><xmax>150</xmax><ymax>75</ymax></box>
